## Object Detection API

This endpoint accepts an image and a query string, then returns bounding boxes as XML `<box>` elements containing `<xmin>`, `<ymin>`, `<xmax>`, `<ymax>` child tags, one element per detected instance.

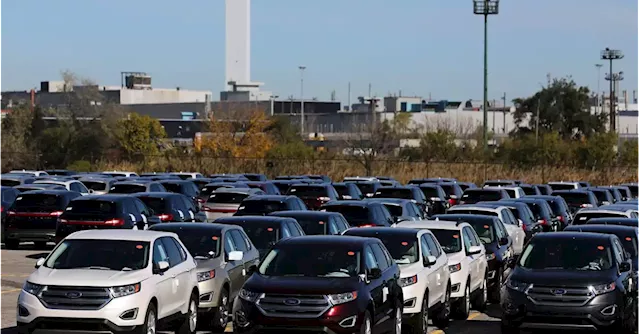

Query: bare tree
<box><xmin>342</xmin><ymin>117</ymin><xmax>398</xmax><ymax>176</ymax></box>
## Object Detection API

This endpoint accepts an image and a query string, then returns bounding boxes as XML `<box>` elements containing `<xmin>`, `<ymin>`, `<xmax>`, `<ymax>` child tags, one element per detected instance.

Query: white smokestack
<box><xmin>225</xmin><ymin>0</ymin><xmax>251</xmax><ymax>90</ymax></box>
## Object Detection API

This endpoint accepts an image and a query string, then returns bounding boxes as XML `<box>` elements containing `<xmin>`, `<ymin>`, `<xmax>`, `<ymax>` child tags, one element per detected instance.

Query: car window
<box><xmin>364</xmin><ymin>246</ymin><xmax>379</xmax><ymax>270</ymax></box>
<box><xmin>230</xmin><ymin>230</ymin><xmax>248</xmax><ymax>252</ymax></box>
<box><xmin>287</xmin><ymin>222</ymin><xmax>302</xmax><ymax>237</ymax></box>
<box><xmin>498</xmin><ymin>221</ymin><xmax>509</xmax><ymax>238</ymax></box>
<box><xmin>370</xmin><ymin>243</ymin><xmax>390</xmax><ymax>271</ymax></box>
<box><xmin>170</xmin><ymin>237</ymin><xmax>188</xmax><ymax>261</ymax></box>
<box><xmin>161</xmin><ymin>237</ymin><xmax>184</xmax><ymax>267</ymax></box>
<box><xmin>461</xmin><ymin>228</ymin><xmax>473</xmax><ymax>252</ymax></box>
<box><xmin>420</xmin><ymin>235</ymin><xmax>433</xmax><ymax>258</ymax></box>
<box><xmin>131</xmin><ymin>198</ymin><xmax>148</xmax><ymax>216</ymax></box>
<box><xmin>224</xmin><ymin>231</ymin><xmax>237</xmax><ymax>255</ymax></box>
<box><xmin>281</xmin><ymin>223</ymin><xmax>292</xmax><ymax>238</ymax></box>
<box><xmin>328</xmin><ymin>218</ymin><xmax>340</xmax><ymax>235</ymax></box>
<box><xmin>238</xmin><ymin>229</ymin><xmax>253</xmax><ymax>250</ymax></box>
<box><xmin>427</xmin><ymin>234</ymin><xmax>443</xmax><ymax>257</ymax></box>
<box><xmin>612</xmin><ymin>238</ymin><xmax>625</xmax><ymax>263</ymax></box>
<box><xmin>152</xmin><ymin>239</ymin><xmax>169</xmax><ymax>267</ymax></box>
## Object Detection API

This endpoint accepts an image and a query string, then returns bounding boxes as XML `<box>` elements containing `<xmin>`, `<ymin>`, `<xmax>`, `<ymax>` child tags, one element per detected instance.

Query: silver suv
<box><xmin>150</xmin><ymin>223</ymin><xmax>260</xmax><ymax>332</ymax></box>
<box><xmin>17</xmin><ymin>230</ymin><xmax>200</xmax><ymax>334</ymax></box>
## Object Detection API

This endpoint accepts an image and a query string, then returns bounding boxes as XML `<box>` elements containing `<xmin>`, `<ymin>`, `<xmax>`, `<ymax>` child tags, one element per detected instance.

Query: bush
<box><xmin>67</xmin><ymin>160</ymin><xmax>92</xmax><ymax>172</ymax></box>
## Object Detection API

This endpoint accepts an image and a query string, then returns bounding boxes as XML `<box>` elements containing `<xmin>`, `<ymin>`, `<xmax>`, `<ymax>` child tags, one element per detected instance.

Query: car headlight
<box><xmin>197</xmin><ymin>270</ymin><xmax>215</xmax><ymax>282</ymax></box>
<box><xmin>486</xmin><ymin>253</ymin><xmax>496</xmax><ymax>261</ymax></box>
<box><xmin>328</xmin><ymin>291</ymin><xmax>358</xmax><ymax>305</ymax></box>
<box><xmin>506</xmin><ymin>279</ymin><xmax>531</xmax><ymax>293</ymax></box>
<box><xmin>23</xmin><ymin>282</ymin><xmax>44</xmax><ymax>296</ymax></box>
<box><xmin>590</xmin><ymin>282</ymin><xmax>616</xmax><ymax>295</ymax></box>
<box><xmin>400</xmin><ymin>275</ymin><xmax>418</xmax><ymax>287</ymax></box>
<box><xmin>239</xmin><ymin>289</ymin><xmax>262</xmax><ymax>302</ymax></box>
<box><xmin>110</xmin><ymin>283</ymin><xmax>141</xmax><ymax>298</ymax></box>
<box><xmin>449</xmin><ymin>263</ymin><xmax>462</xmax><ymax>273</ymax></box>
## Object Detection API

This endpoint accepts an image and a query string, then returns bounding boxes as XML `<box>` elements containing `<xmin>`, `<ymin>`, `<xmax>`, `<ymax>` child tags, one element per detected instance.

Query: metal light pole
<box><xmin>299</xmin><ymin>66</ymin><xmax>306</xmax><ymax>136</ymax></box>
<box><xmin>605</xmin><ymin>71</ymin><xmax>624</xmax><ymax>132</ymax></box>
<box><xmin>474</xmin><ymin>0</ymin><xmax>500</xmax><ymax>152</ymax></box>
<box><xmin>595</xmin><ymin>64</ymin><xmax>603</xmax><ymax>103</ymax></box>
<box><xmin>601</xmin><ymin>48</ymin><xmax>623</xmax><ymax>132</ymax></box>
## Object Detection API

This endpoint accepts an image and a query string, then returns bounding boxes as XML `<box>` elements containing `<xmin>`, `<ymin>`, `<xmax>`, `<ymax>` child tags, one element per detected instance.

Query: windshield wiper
<box><xmin>194</xmin><ymin>255</ymin><xmax>210</xmax><ymax>260</ymax></box>
<box><xmin>78</xmin><ymin>266</ymin><xmax>112</xmax><ymax>270</ymax></box>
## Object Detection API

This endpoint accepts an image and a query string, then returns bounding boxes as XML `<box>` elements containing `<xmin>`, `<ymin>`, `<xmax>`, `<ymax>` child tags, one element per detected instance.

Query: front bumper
<box><xmin>233</xmin><ymin>297</ymin><xmax>363</xmax><ymax>334</ymax></box>
<box><xmin>401</xmin><ymin>283</ymin><xmax>426</xmax><ymax>315</ymax></box>
<box><xmin>197</xmin><ymin>278</ymin><xmax>221</xmax><ymax>309</ymax></box>
<box><xmin>448</xmin><ymin>269</ymin><xmax>468</xmax><ymax>299</ymax></box>
<box><xmin>6</xmin><ymin>229</ymin><xmax>56</xmax><ymax>243</ymax></box>
<box><xmin>501</xmin><ymin>287</ymin><xmax>621</xmax><ymax>331</ymax></box>
<box><xmin>17</xmin><ymin>290</ymin><xmax>148</xmax><ymax>332</ymax></box>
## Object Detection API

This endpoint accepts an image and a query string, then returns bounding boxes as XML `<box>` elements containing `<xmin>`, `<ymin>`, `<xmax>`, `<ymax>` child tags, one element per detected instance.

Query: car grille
<box><xmin>525</xmin><ymin>285</ymin><xmax>594</xmax><ymax>307</ymax></box>
<box><xmin>39</xmin><ymin>286</ymin><xmax>112</xmax><ymax>310</ymax></box>
<box><xmin>256</xmin><ymin>293</ymin><xmax>331</xmax><ymax>318</ymax></box>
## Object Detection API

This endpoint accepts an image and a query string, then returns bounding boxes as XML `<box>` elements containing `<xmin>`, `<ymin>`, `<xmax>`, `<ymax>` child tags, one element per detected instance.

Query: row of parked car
<box><xmin>3</xmin><ymin>169</ymin><xmax>639</xmax><ymax>334</ymax></box>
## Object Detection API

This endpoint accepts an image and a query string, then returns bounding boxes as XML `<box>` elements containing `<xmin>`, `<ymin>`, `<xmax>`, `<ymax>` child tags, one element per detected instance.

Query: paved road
<box><xmin>1</xmin><ymin>243</ymin><xmax>505</xmax><ymax>334</ymax></box>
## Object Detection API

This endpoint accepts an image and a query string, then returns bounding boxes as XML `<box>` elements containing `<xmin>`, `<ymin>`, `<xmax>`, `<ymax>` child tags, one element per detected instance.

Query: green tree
<box><xmin>419</xmin><ymin>129</ymin><xmax>458</xmax><ymax>162</ymax></box>
<box><xmin>115</xmin><ymin>113</ymin><xmax>166</xmax><ymax>158</ymax></box>
<box><xmin>618</xmin><ymin>139</ymin><xmax>639</xmax><ymax>166</ymax></box>
<box><xmin>1</xmin><ymin>106</ymin><xmax>37</xmax><ymax>170</ymax></box>
<box><xmin>573</xmin><ymin>132</ymin><xmax>617</xmax><ymax>169</ymax></box>
<box><xmin>512</xmin><ymin>77</ymin><xmax>607</xmax><ymax>139</ymax></box>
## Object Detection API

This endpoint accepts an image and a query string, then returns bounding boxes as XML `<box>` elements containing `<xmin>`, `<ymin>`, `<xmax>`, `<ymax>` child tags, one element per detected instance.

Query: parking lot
<box><xmin>1</xmin><ymin>243</ymin><xmax>507</xmax><ymax>334</ymax></box>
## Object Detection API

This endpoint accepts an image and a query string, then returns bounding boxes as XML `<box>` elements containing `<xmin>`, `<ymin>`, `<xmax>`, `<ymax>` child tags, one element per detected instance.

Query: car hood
<box><xmin>28</xmin><ymin>267</ymin><xmax>148</xmax><ymax>287</ymax></box>
<box><xmin>195</xmin><ymin>257</ymin><xmax>225</xmax><ymax>270</ymax></box>
<box><xmin>511</xmin><ymin>267</ymin><xmax>616</xmax><ymax>287</ymax></box>
<box><xmin>398</xmin><ymin>262</ymin><xmax>424</xmax><ymax>278</ymax></box>
<box><xmin>244</xmin><ymin>274</ymin><xmax>361</xmax><ymax>295</ymax></box>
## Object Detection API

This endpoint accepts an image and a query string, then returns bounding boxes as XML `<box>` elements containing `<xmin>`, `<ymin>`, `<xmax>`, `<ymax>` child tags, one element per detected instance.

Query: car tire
<box><xmin>360</xmin><ymin>310</ymin><xmax>372</xmax><ymax>334</ymax></box>
<box><xmin>391</xmin><ymin>300</ymin><xmax>402</xmax><ymax>334</ymax></box>
<box><xmin>432</xmin><ymin>284</ymin><xmax>451</xmax><ymax>329</ymax></box>
<box><xmin>176</xmin><ymin>293</ymin><xmax>198</xmax><ymax>334</ymax></box>
<box><xmin>5</xmin><ymin>239</ymin><xmax>19</xmax><ymax>250</ymax></box>
<box><xmin>410</xmin><ymin>292</ymin><xmax>429</xmax><ymax>334</ymax></box>
<box><xmin>453</xmin><ymin>283</ymin><xmax>471</xmax><ymax>320</ymax></box>
<box><xmin>489</xmin><ymin>269</ymin><xmax>503</xmax><ymax>303</ymax></box>
<box><xmin>500</xmin><ymin>319</ymin><xmax>520</xmax><ymax>334</ymax></box>
<box><xmin>211</xmin><ymin>288</ymin><xmax>230</xmax><ymax>333</ymax></box>
<box><xmin>472</xmin><ymin>274</ymin><xmax>488</xmax><ymax>311</ymax></box>
<box><xmin>135</xmin><ymin>303</ymin><xmax>157</xmax><ymax>334</ymax></box>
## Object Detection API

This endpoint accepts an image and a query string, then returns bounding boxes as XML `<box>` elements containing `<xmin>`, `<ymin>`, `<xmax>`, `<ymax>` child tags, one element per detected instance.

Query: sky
<box><xmin>2</xmin><ymin>0</ymin><xmax>638</xmax><ymax>103</ymax></box>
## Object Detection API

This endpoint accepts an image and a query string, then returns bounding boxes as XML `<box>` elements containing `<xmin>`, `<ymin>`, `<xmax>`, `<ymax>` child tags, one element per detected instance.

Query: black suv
<box><xmin>133</xmin><ymin>192</ymin><xmax>206</xmax><ymax>223</ymax></box>
<box><xmin>235</xmin><ymin>195</ymin><xmax>308</xmax><ymax>216</ymax></box>
<box><xmin>501</xmin><ymin>232</ymin><xmax>637</xmax><ymax>333</ymax></box>
<box><xmin>372</xmin><ymin>186</ymin><xmax>429</xmax><ymax>215</ymax></box>
<box><xmin>564</xmin><ymin>224</ymin><xmax>638</xmax><ymax>271</ymax></box>
<box><xmin>321</xmin><ymin>201</ymin><xmax>395</xmax><ymax>227</ymax></box>
<box><xmin>286</xmin><ymin>184</ymin><xmax>341</xmax><ymax>210</ymax></box>
<box><xmin>232</xmin><ymin>236</ymin><xmax>404</xmax><ymax>334</ymax></box>
<box><xmin>269</xmin><ymin>211</ymin><xmax>351</xmax><ymax>235</ymax></box>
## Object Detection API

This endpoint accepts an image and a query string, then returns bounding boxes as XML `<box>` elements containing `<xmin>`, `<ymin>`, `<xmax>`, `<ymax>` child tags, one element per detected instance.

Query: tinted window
<box><xmin>426</xmin><ymin>234</ymin><xmax>442</xmax><ymax>257</ymax></box>
<box><xmin>1</xmin><ymin>179</ymin><xmax>21</xmax><ymax>186</ymax></box>
<box><xmin>161</xmin><ymin>183</ymin><xmax>182</xmax><ymax>193</ymax></box>
<box><xmin>575</xmin><ymin>212</ymin><xmax>629</xmax><ymax>223</ymax></box>
<box><xmin>68</xmin><ymin>200</ymin><xmax>117</xmax><ymax>215</ymax></box>
<box><xmin>111</xmin><ymin>184</ymin><xmax>147</xmax><ymax>194</ymax></box>
<box><xmin>45</xmin><ymin>239</ymin><xmax>149</xmax><ymax>271</ymax></box>
<box><xmin>430</xmin><ymin>229</ymin><xmax>463</xmax><ymax>253</ymax></box>
<box><xmin>160</xmin><ymin>237</ymin><xmax>184</xmax><ymax>267</ymax></box>
<box><xmin>137</xmin><ymin>196</ymin><xmax>168</xmax><ymax>214</ymax></box>
<box><xmin>237</xmin><ymin>200</ymin><xmax>288</xmax><ymax>215</ymax></box>
<box><xmin>364</xmin><ymin>246</ymin><xmax>379</xmax><ymax>270</ymax></box>
<box><xmin>550</xmin><ymin>184</ymin><xmax>579</xmax><ymax>191</ymax></box>
<box><xmin>382</xmin><ymin>204</ymin><xmax>403</xmax><ymax>217</ymax></box>
<box><xmin>259</xmin><ymin>245</ymin><xmax>361</xmax><ymax>278</ymax></box>
<box><xmin>230</xmin><ymin>230</ymin><xmax>249</xmax><ymax>252</ymax></box>
<box><xmin>82</xmin><ymin>181</ymin><xmax>108</xmax><ymax>191</ymax></box>
<box><xmin>461</xmin><ymin>190</ymin><xmax>504</xmax><ymax>202</ymax></box>
<box><xmin>238</xmin><ymin>224</ymin><xmax>280</xmax><ymax>251</ymax></box>
<box><xmin>373</xmin><ymin>188</ymin><xmax>413</xmax><ymax>200</ymax></box>
<box><xmin>450</xmin><ymin>209</ymin><xmax>499</xmax><ymax>217</ymax></box>
<box><xmin>154</xmin><ymin>227</ymin><xmax>221</xmax><ymax>258</ymax></box>
<box><xmin>554</xmin><ymin>192</ymin><xmax>592</xmax><ymax>206</ymax></box>
<box><xmin>519</xmin><ymin>238</ymin><xmax>613</xmax><ymax>271</ymax></box>
<box><xmin>353</xmin><ymin>183</ymin><xmax>377</xmax><ymax>195</ymax></box>
<box><xmin>288</xmin><ymin>216</ymin><xmax>328</xmax><ymax>235</ymax></box>
<box><xmin>521</xmin><ymin>186</ymin><xmax>538</xmax><ymax>195</ymax></box>
<box><xmin>13</xmin><ymin>194</ymin><xmax>67</xmax><ymax>211</ymax></box>
<box><xmin>323</xmin><ymin>206</ymin><xmax>370</xmax><ymax>226</ymax></box>
<box><xmin>370</xmin><ymin>243</ymin><xmax>390</xmax><ymax>270</ymax></box>
<box><xmin>420</xmin><ymin>187</ymin><xmax>442</xmax><ymax>198</ymax></box>
<box><xmin>287</xmin><ymin>186</ymin><xmax>328</xmax><ymax>197</ymax></box>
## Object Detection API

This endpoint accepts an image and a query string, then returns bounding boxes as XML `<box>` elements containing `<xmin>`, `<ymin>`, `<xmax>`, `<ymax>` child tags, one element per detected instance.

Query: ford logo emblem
<box><xmin>283</xmin><ymin>298</ymin><xmax>300</xmax><ymax>306</ymax></box>
<box><xmin>66</xmin><ymin>291</ymin><xmax>83</xmax><ymax>299</ymax></box>
<box><xmin>551</xmin><ymin>289</ymin><xmax>566</xmax><ymax>295</ymax></box>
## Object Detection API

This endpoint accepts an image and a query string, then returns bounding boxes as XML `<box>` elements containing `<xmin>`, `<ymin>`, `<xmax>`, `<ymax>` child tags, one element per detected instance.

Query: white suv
<box><xmin>400</xmin><ymin>220</ymin><xmax>489</xmax><ymax>319</ymax></box>
<box><xmin>17</xmin><ymin>230</ymin><xmax>200</xmax><ymax>334</ymax></box>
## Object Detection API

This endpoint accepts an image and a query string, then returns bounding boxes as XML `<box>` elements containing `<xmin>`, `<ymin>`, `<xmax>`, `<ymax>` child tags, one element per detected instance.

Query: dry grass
<box><xmin>94</xmin><ymin>156</ymin><xmax>638</xmax><ymax>185</ymax></box>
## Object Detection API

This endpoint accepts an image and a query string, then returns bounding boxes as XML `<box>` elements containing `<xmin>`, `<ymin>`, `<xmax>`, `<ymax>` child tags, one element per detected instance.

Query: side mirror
<box><xmin>156</xmin><ymin>261</ymin><xmax>170</xmax><ymax>274</ymax></box>
<box><xmin>620</xmin><ymin>261</ymin><xmax>631</xmax><ymax>273</ymax></box>
<box><xmin>499</xmin><ymin>237</ymin><xmax>510</xmax><ymax>246</ymax></box>
<box><xmin>468</xmin><ymin>245</ymin><xmax>483</xmax><ymax>255</ymax></box>
<box><xmin>35</xmin><ymin>258</ymin><xmax>45</xmax><ymax>269</ymax></box>
<box><xmin>425</xmin><ymin>255</ymin><xmax>437</xmax><ymax>266</ymax></box>
<box><xmin>228</xmin><ymin>251</ymin><xmax>244</xmax><ymax>262</ymax></box>
<box><xmin>367</xmin><ymin>268</ymin><xmax>382</xmax><ymax>280</ymax></box>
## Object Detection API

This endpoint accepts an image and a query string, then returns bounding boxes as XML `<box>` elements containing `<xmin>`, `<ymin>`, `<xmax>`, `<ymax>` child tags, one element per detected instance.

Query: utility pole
<box><xmin>492</xmin><ymin>99</ymin><xmax>496</xmax><ymax>132</ymax></box>
<box><xmin>595</xmin><ymin>64</ymin><xmax>603</xmax><ymax>113</ymax></box>
<box><xmin>502</xmin><ymin>92</ymin><xmax>507</xmax><ymax>133</ymax></box>
<box><xmin>299</xmin><ymin>66</ymin><xmax>306</xmax><ymax>136</ymax></box>
<box><xmin>605</xmin><ymin>71</ymin><xmax>624</xmax><ymax>131</ymax></box>
<box><xmin>347</xmin><ymin>82</ymin><xmax>351</xmax><ymax>111</ymax></box>
<box><xmin>601</xmin><ymin>48</ymin><xmax>624</xmax><ymax>132</ymax></box>
<box><xmin>473</xmin><ymin>0</ymin><xmax>500</xmax><ymax>152</ymax></box>
<box><xmin>535</xmin><ymin>97</ymin><xmax>540</xmax><ymax>145</ymax></box>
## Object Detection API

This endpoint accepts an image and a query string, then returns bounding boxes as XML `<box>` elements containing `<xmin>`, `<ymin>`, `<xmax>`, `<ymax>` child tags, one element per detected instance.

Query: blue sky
<box><xmin>2</xmin><ymin>0</ymin><xmax>637</xmax><ymax>102</ymax></box>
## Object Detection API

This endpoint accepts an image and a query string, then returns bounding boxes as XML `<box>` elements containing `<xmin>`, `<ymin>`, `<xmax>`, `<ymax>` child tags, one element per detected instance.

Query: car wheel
<box><xmin>391</xmin><ymin>302</ymin><xmax>402</xmax><ymax>334</ymax></box>
<box><xmin>410</xmin><ymin>292</ymin><xmax>429</xmax><ymax>334</ymax></box>
<box><xmin>360</xmin><ymin>310</ymin><xmax>372</xmax><ymax>334</ymax></box>
<box><xmin>453</xmin><ymin>283</ymin><xmax>470</xmax><ymax>320</ymax></box>
<box><xmin>5</xmin><ymin>239</ymin><xmax>19</xmax><ymax>250</ymax></box>
<box><xmin>472</xmin><ymin>274</ymin><xmax>488</xmax><ymax>311</ymax></box>
<box><xmin>432</xmin><ymin>286</ymin><xmax>451</xmax><ymax>329</ymax></box>
<box><xmin>135</xmin><ymin>303</ymin><xmax>157</xmax><ymax>334</ymax></box>
<box><xmin>489</xmin><ymin>269</ymin><xmax>503</xmax><ymax>303</ymax></box>
<box><xmin>176</xmin><ymin>293</ymin><xmax>198</xmax><ymax>334</ymax></box>
<box><xmin>211</xmin><ymin>288</ymin><xmax>230</xmax><ymax>332</ymax></box>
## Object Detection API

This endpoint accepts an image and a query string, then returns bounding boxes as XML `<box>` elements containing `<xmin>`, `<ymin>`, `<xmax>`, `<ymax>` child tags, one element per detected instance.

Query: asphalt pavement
<box><xmin>0</xmin><ymin>242</ymin><xmax>506</xmax><ymax>334</ymax></box>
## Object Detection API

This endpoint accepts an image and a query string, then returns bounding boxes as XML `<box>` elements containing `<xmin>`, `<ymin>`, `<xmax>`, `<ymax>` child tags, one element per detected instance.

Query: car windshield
<box><xmin>323</xmin><ymin>206</ymin><xmax>369</xmax><ymax>225</ymax></box>
<box><xmin>259</xmin><ymin>246</ymin><xmax>360</xmax><ymax>278</ymax></box>
<box><xmin>13</xmin><ymin>194</ymin><xmax>65</xmax><ymax>211</ymax></box>
<box><xmin>349</xmin><ymin>234</ymin><xmax>418</xmax><ymax>264</ymax></box>
<box><xmin>450</xmin><ymin>209</ymin><xmax>498</xmax><ymax>217</ymax></box>
<box><xmin>485</xmin><ymin>181</ymin><xmax>513</xmax><ymax>187</ymax></box>
<box><xmin>555</xmin><ymin>193</ymin><xmax>592</xmax><ymax>207</ymax></box>
<box><xmin>520</xmin><ymin>186</ymin><xmax>538</xmax><ymax>195</ymax></box>
<box><xmin>625</xmin><ymin>185</ymin><xmax>638</xmax><ymax>198</ymax></box>
<box><xmin>504</xmin><ymin>189</ymin><xmax>517</xmax><ymax>198</ymax></box>
<box><xmin>373</xmin><ymin>188</ymin><xmax>412</xmax><ymax>199</ymax></box>
<box><xmin>161</xmin><ymin>183</ymin><xmax>182</xmax><ymax>193</ymax></box>
<box><xmin>620</xmin><ymin>235</ymin><xmax>638</xmax><ymax>257</ymax></box>
<box><xmin>591</xmin><ymin>191</ymin><xmax>612</xmax><ymax>204</ymax></box>
<box><xmin>240</xmin><ymin>224</ymin><xmax>279</xmax><ymax>251</ymax></box>
<box><xmin>461</xmin><ymin>191</ymin><xmax>502</xmax><ymax>202</ymax></box>
<box><xmin>439</xmin><ymin>184</ymin><xmax>458</xmax><ymax>196</ymax></box>
<box><xmin>287</xmin><ymin>217</ymin><xmax>327</xmax><ymax>235</ymax></box>
<box><xmin>550</xmin><ymin>184</ymin><xmax>578</xmax><ymax>191</ymax></box>
<box><xmin>67</xmin><ymin>200</ymin><xmax>117</xmax><ymax>214</ymax></box>
<box><xmin>382</xmin><ymin>204</ymin><xmax>403</xmax><ymax>217</ymax></box>
<box><xmin>465</xmin><ymin>220</ymin><xmax>497</xmax><ymax>243</ymax></box>
<box><xmin>420</xmin><ymin>187</ymin><xmax>440</xmax><ymax>198</ymax></box>
<box><xmin>237</xmin><ymin>201</ymin><xmax>287</xmax><ymax>215</ymax></box>
<box><xmin>333</xmin><ymin>185</ymin><xmax>349</xmax><ymax>195</ymax></box>
<box><xmin>208</xmin><ymin>192</ymin><xmax>249</xmax><ymax>204</ymax></box>
<box><xmin>44</xmin><ymin>239</ymin><xmax>150</xmax><ymax>271</ymax></box>
<box><xmin>110</xmin><ymin>184</ymin><xmax>146</xmax><ymax>194</ymax></box>
<box><xmin>288</xmin><ymin>186</ymin><xmax>327</xmax><ymax>197</ymax></box>
<box><xmin>1</xmin><ymin>179</ymin><xmax>21</xmax><ymax>186</ymax></box>
<box><xmin>159</xmin><ymin>229</ymin><xmax>221</xmax><ymax>258</ymax></box>
<box><xmin>354</xmin><ymin>183</ymin><xmax>376</xmax><ymax>195</ymax></box>
<box><xmin>430</xmin><ymin>229</ymin><xmax>463</xmax><ymax>253</ymax></box>
<box><xmin>519</xmin><ymin>238</ymin><xmax>613</xmax><ymax>271</ymax></box>
<box><xmin>137</xmin><ymin>197</ymin><xmax>167</xmax><ymax>214</ymax></box>
<box><xmin>81</xmin><ymin>181</ymin><xmax>108</xmax><ymax>191</ymax></box>
<box><xmin>575</xmin><ymin>212</ymin><xmax>628</xmax><ymax>223</ymax></box>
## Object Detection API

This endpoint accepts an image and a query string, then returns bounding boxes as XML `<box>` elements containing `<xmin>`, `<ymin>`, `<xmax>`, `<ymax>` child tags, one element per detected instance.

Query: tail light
<box><xmin>49</xmin><ymin>211</ymin><xmax>63</xmax><ymax>216</ymax></box>
<box><xmin>0</xmin><ymin>207</ymin><xmax>4</xmax><ymax>212</ymax></box>
<box><xmin>7</xmin><ymin>211</ymin><xmax>16</xmax><ymax>216</ymax></box>
<box><xmin>538</xmin><ymin>219</ymin><xmax>548</xmax><ymax>226</ymax></box>
<box><xmin>197</xmin><ymin>198</ymin><xmax>205</xmax><ymax>203</ymax></box>
<box><xmin>580</xmin><ymin>204</ymin><xmax>593</xmax><ymax>208</ymax></box>
<box><xmin>359</xmin><ymin>224</ymin><xmax>376</xmax><ymax>228</ymax></box>
<box><xmin>318</xmin><ymin>197</ymin><xmax>331</xmax><ymax>202</ymax></box>
<box><xmin>104</xmin><ymin>218</ymin><xmax>125</xmax><ymax>226</ymax></box>
<box><xmin>158</xmin><ymin>214</ymin><xmax>174</xmax><ymax>221</ymax></box>
<box><xmin>557</xmin><ymin>215</ymin><xmax>564</xmax><ymax>223</ymax></box>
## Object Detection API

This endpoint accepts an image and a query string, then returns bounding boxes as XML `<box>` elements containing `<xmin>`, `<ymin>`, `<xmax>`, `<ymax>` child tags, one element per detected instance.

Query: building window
<box><xmin>400</xmin><ymin>102</ymin><xmax>407</xmax><ymax>112</ymax></box>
